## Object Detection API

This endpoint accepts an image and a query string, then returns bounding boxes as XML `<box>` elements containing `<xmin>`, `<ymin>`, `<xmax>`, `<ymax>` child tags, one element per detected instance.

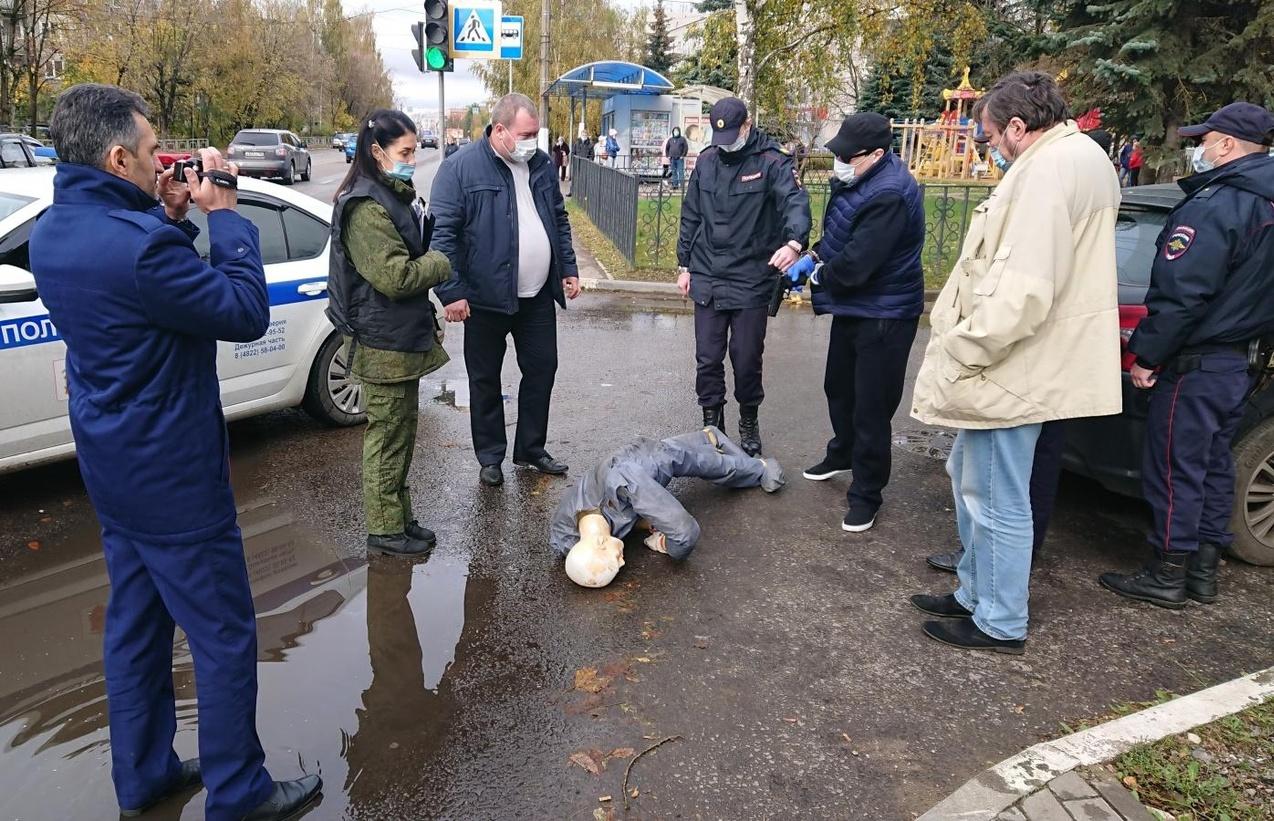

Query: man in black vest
<box><xmin>431</xmin><ymin>93</ymin><xmax>581</xmax><ymax>487</ymax></box>
<box><xmin>677</xmin><ymin>97</ymin><xmax>811</xmax><ymax>456</ymax></box>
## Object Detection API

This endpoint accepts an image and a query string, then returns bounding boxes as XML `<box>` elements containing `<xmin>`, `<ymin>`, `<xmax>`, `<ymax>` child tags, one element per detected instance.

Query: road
<box><xmin>1</xmin><ymin>276</ymin><xmax>1271</xmax><ymax>816</ymax></box>
<box><xmin>292</xmin><ymin>143</ymin><xmax>446</xmax><ymax>206</ymax></box>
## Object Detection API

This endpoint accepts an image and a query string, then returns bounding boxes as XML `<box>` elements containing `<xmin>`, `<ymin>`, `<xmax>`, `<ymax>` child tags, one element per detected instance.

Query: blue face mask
<box><xmin>990</xmin><ymin>147</ymin><xmax>1011</xmax><ymax>172</ymax></box>
<box><xmin>385</xmin><ymin>161</ymin><xmax>415</xmax><ymax>182</ymax></box>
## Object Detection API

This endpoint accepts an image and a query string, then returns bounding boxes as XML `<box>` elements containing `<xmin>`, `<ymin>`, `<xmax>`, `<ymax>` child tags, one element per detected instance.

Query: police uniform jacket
<box><xmin>677</xmin><ymin>130</ymin><xmax>812</xmax><ymax>310</ymax></box>
<box><xmin>29</xmin><ymin>163</ymin><xmax>268</xmax><ymax>543</ymax></box>
<box><xmin>1129</xmin><ymin>152</ymin><xmax>1274</xmax><ymax>368</ymax></box>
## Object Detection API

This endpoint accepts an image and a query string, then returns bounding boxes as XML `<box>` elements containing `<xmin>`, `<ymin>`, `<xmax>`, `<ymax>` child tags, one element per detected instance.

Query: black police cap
<box><xmin>1179</xmin><ymin>102</ymin><xmax>1274</xmax><ymax>145</ymax></box>
<box><xmin>709</xmin><ymin>97</ymin><xmax>749</xmax><ymax>146</ymax></box>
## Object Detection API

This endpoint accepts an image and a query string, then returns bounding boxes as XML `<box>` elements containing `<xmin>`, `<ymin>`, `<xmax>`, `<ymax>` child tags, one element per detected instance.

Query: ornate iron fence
<box><xmin>571</xmin><ymin>156</ymin><xmax>640</xmax><ymax>265</ymax></box>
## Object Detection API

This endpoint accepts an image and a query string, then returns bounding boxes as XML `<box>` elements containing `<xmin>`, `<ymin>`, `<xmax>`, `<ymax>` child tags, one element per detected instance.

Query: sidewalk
<box><xmin>995</xmin><ymin>767</ymin><xmax>1156</xmax><ymax>821</ymax></box>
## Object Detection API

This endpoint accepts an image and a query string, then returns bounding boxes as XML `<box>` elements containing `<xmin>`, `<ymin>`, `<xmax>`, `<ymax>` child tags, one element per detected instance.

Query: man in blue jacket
<box><xmin>431</xmin><ymin>93</ymin><xmax>581</xmax><ymax>487</ymax></box>
<box><xmin>28</xmin><ymin>84</ymin><xmax>319</xmax><ymax>821</ymax></box>
<box><xmin>787</xmin><ymin>113</ymin><xmax>925</xmax><ymax>533</ymax></box>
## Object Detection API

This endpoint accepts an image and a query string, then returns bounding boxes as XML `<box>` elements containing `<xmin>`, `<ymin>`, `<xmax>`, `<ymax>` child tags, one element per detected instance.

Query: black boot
<box><xmin>702</xmin><ymin>404</ymin><xmax>725</xmax><ymax>430</ymax></box>
<box><xmin>1186</xmin><ymin>543</ymin><xmax>1220</xmax><ymax>604</ymax></box>
<box><xmin>738</xmin><ymin>405</ymin><xmax>762</xmax><ymax>456</ymax></box>
<box><xmin>243</xmin><ymin>775</ymin><xmax>323</xmax><ymax>821</ymax></box>
<box><xmin>1099</xmin><ymin>551</ymin><xmax>1189</xmax><ymax>609</ymax></box>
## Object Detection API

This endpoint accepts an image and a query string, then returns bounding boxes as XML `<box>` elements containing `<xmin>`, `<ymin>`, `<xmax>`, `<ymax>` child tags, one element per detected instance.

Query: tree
<box><xmin>1058</xmin><ymin>0</ymin><xmax>1274</xmax><ymax>180</ymax></box>
<box><xmin>645</xmin><ymin>0</ymin><xmax>674</xmax><ymax>73</ymax></box>
<box><xmin>857</xmin><ymin>45</ymin><xmax>956</xmax><ymax>121</ymax></box>
<box><xmin>673</xmin><ymin>2</ymin><xmax>736</xmax><ymax>91</ymax></box>
<box><xmin>18</xmin><ymin>0</ymin><xmax>74</xmax><ymax>130</ymax></box>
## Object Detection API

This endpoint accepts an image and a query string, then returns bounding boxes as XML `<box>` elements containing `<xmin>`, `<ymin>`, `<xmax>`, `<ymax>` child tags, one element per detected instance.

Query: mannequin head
<box><xmin>565</xmin><ymin>513</ymin><xmax>625</xmax><ymax>588</ymax></box>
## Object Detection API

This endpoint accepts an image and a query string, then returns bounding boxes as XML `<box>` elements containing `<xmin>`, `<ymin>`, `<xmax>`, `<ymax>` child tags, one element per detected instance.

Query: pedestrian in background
<box><xmin>444</xmin><ymin>136</ymin><xmax>459</xmax><ymax>158</ymax></box>
<box><xmin>676</xmin><ymin>96</ymin><xmax>812</xmax><ymax>456</ymax></box>
<box><xmin>605</xmin><ymin>129</ymin><xmax>621</xmax><ymax>168</ymax></box>
<box><xmin>1129</xmin><ymin>138</ymin><xmax>1144</xmax><ymax>185</ymax></box>
<box><xmin>328</xmin><ymin>109</ymin><xmax>453</xmax><ymax>557</ymax></box>
<box><xmin>576</xmin><ymin>131</ymin><xmax>594</xmax><ymax>163</ymax></box>
<box><xmin>1118</xmin><ymin>139</ymin><xmax>1133</xmax><ymax>186</ymax></box>
<box><xmin>785</xmin><ymin>113</ymin><xmax>925</xmax><ymax>534</ymax></box>
<box><xmin>29</xmin><ymin>83</ymin><xmax>319</xmax><ymax>821</ymax></box>
<box><xmin>553</xmin><ymin>136</ymin><xmax>570</xmax><ymax>181</ymax></box>
<box><xmin>665</xmin><ymin>126</ymin><xmax>688</xmax><ymax>189</ymax></box>
<box><xmin>431</xmin><ymin>93</ymin><xmax>581</xmax><ymax>488</ymax></box>
<box><xmin>1100</xmin><ymin>103</ymin><xmax>1274</xmax><ymax>608</ymax></box>
<box><xmin>909</xmin><ymin>71</ymin><xmax>1122</xmax><ymax>654</ymax></box>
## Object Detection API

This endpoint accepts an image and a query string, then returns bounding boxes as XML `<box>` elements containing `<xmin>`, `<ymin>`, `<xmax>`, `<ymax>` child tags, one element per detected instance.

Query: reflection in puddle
<box><xmin>0</xmin><ymin>502</ymin><xmax>473</xmax><ymax>820</ymax></box>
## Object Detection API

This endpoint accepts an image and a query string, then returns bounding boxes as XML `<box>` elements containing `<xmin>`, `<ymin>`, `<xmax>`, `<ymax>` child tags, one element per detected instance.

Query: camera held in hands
<box><xmin>172</xmin><ymin>156</ymin><xmax>203</xmax><ymax>183</ymax></box>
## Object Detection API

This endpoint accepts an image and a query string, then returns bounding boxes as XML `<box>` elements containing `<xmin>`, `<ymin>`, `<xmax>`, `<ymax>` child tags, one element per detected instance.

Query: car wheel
<box><xmin>1230</xmin><ymin>417</ymin><xmax>1274</xmax><ymax>566</ymax></box>
<box><xmin>301</xmin><ymin>160</ymin><xmax>311</xmax><ymax>182</ymax></box>
<box><xmin>302</xmin><ymin>333</ymin><xmax>366</xmax><ymax>427</ymax></box>
<box><xmin>282</xmin><ymin>161</ymin><xmax>295</xmax><ymax>185</ymax></box>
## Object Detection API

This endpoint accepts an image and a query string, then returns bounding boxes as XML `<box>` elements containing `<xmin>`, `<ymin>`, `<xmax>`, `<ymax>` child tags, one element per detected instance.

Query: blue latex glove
<box><xmin>787</xmin><ymin>254</ymin><xmax>816</xmax><ymax>284</ymax></box>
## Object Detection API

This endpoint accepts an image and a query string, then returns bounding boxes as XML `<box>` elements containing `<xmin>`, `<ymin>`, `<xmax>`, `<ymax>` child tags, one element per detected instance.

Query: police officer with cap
<box><xmin>1100</xmin><ymin>102</ymin><xmax>1274</xmax><ymax>608</ymax></box>
<box><xmin>676</xmin><ymin>96</ymin><xmax>811</xmax><ymax>455</ymax></box>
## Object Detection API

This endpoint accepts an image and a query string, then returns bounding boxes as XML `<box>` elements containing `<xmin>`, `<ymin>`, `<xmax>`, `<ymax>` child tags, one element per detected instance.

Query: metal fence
<box><xmin>571</xmin><ymin>156</ymin><xmax>639</xmax><ymax>265</ymax></box>
<box><xmin>158</xmin><ymin>138</ymin><xmax>210</xmax><ymax>152</ymax></box>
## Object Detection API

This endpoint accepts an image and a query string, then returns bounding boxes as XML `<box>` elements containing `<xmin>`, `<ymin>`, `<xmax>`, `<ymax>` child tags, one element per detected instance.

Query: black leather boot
<box><xmin>1099</xmin><ymin>551</ymin><xmax>1189</xmax><ymax>609</ymax></box>
<box><xmin>738</xmin><ymin>405</ymin><xmax>762</xmax><ymax>456</ymax></box>
<box><xmin>702</xmin><ymin>404</ymin><xmax>725</xmax><ymax>430</ymax></box>
<box><xmin>243</xmin><ymin>775</ymin><xmax>323</xmax><ymax>821</ymax></box>
<box><xmin>1186</xmin><ymin>543</ymin><xmax>1220</xmax><ymax>604</ymax></box>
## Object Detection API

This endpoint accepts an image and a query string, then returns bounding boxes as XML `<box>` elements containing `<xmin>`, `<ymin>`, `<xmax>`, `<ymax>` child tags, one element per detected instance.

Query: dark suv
<box><xmin>1063</xmin><ymin>184</ymin><xmax>1274</xmax><ymax>566</ymax></box>
<box><xmin>226</xmin><ymin>129</ymin><xmax>311</xmax><ymax>185</ymax></box>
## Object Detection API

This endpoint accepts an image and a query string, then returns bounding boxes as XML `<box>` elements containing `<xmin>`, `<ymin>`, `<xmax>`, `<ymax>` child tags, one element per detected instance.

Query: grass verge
<box><xmin>567</xmin><ymin>201</ymin><xmax>677</xmax><ymax>284</ymax></box>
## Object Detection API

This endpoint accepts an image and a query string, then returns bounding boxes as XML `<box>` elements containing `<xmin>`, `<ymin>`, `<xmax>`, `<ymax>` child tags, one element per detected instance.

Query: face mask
<box><xmin>385</xmin><ymin>161</ymin><xmax>415</xmax><ymax>182</ymax></box>
<box><xmin>990</xmin><ymin>147</ymin><xmax>1011</xmax><ymax>172</ymax></box>
<box><xmin>723</xmin><ymin>132</ymin><xmax>747</xmax><ymax>153</ymax></box>
<box><xmin>833</xmin><ymin>158</ymin><xmax>856</xmax><ymax>184</ymax></box>
<box><xmin>1192</xmin><ymin>140</ymin><xmax>1220</xmax><ymax>174</ymax></box>
<box><xmin>503</xmin><ymin>129</ymin><xmax>537</xmax><ymax>163</ymax></box>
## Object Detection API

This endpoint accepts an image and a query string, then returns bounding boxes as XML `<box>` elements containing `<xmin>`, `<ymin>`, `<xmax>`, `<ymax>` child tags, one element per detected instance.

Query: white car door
<box><xmin>185</xmin><ymin>193</ymin><xmax>333</xmax><ymax>408</ymax></box>
<box><xmin>0</xmin><ymin>200</ymin><xmax>74</xmax><ymax>467</ymax></box>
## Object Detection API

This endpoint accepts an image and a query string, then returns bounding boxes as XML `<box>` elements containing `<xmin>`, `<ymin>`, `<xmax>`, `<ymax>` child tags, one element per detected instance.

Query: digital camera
<box><xmin>172</xmin><ymin>156</ymin><xmax>203</xmax><ymax>182</ymax></box>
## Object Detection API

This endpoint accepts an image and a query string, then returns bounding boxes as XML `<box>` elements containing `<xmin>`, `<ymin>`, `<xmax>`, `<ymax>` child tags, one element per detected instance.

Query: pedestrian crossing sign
<box><xmin>451</xmin><ymin>2</ymin><xmax>500</xmax><ymax>58</ymax></box>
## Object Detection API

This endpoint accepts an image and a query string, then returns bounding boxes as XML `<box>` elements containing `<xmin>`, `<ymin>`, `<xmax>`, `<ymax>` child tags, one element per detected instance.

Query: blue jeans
<box><xmin>949</xmin><ymin>424</ymin><xmax>1042</xmax><ymax>641</ymax></box>
<box><xmin>670</xmin><ymin>157</ymin><xmax>685</xmax><ymax>188</ymax></box>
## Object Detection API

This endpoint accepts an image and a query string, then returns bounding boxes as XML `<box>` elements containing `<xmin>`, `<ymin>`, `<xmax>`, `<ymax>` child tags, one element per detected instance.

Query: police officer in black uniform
<box><xmin>676</xmin><ymin>97</ymin><xmax>811</xmax><ymax>455</ymax></box>
<box><xmin>1100</xmin><ymin>102</ymin><xmax>1274</xmax><ymax>608</ymax></box>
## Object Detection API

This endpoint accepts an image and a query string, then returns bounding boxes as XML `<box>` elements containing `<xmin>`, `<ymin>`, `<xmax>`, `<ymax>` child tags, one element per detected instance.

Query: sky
<box><xmin>370</xmin><ymin>0</ymin><xmax>649</xmax><ymax>112</ymax></box>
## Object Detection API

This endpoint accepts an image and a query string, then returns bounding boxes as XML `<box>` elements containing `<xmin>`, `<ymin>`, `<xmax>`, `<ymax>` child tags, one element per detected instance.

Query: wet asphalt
<box><xmin>1</xmin><ymin>222</ymin><xmax>1273</xmax><ymax>819</ymax></box>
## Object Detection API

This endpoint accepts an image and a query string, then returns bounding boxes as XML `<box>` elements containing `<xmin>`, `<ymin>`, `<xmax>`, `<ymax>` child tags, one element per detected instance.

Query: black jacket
<box><xmin>328</xmin><ymin>175</ymin><xmax>437</xmax><ymax>352</ymax></box>
<box><xmin>677</xmin><ymin>130</ymin><xmax>812</xmax><ymax>310</ymax></box>
<box><xmin>1130</xmin><ymin>153</ymin><xmax>1274</xmax><ymax>367</ymax></box>
<box><xmin>430</xmin><ymin>128</ymin><xmax>578</xmax><ymax>314</ymax></box>
<box><xmin>666</xmin><ymin>135</ymin><xmax>688</xmax><ymax>160</ymax></box>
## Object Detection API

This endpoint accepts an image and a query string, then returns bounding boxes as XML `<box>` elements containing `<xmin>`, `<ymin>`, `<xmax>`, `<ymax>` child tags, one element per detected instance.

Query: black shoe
<box><xmin>926</xmin><ymin>548</ymin><xmax>964</xmax><ymax>574</ymax></box>
<box><xmin>405</xmin><ymin>520</ymin><xmax>437</xmax><ymax>545</ymax></box>
<box><xmin>841</xmin><ymin>506</ymin><xmax>876</xmax><ymax>533</ymax></box>
<box><xmin>802</xmin><ymin>458</ymin><xmax>851</xmax><ymax>481</ymax></box>
<box><xmin>479</xmin><ymin>464</ymin><xmax>504</xmax><ymax>487</ymax></box>
<box><xmin>119</xmin><ymin>758</ymin><xmax>202</xmax><ymax>817</ymax></box>
<box><xmin>242</xmin><ymin>775</ymin><xmax>323</xmax><ymax>821</ymax></box>
<box><xmin>514</xmin><ymin>454</ymin><xmax>569</xmax><ymax>475</ymax></box>
<box><xmin>922</xmin><ymin>619</ymin><xmax>1025</xmax><ymax>655</ymax></box>
<box><xmin>1186</xmin><ymin>543</ymin><xmax>1220</xmax><ymax>604</ymax></box>
<box><xmin>739</xmin><ymin>405</ymin><xmax>762</xmax><ymax>457</ymax></box>
<box><xmin>702</xmin><ymin>404</ymin><xmax>725</xmax><ymax>430</ymax></box>
<box><xmin>910</xmin><ymin>593</ymin><xmax>972</xmax><ymax>619</ymax></box>
<box><xmin>1099</xmin><ymin>552</ymin><xmax>1188</xmax><ymax>609</ymax></box>
<box><xmin>367</xmin><ymin>533</ymin><xmax>433</xmax><ymax>557</ymax></box>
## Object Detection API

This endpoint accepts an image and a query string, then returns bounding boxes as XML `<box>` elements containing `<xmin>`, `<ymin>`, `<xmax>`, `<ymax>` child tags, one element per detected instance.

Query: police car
<box><xmin>0</xmin><ymin>167</ymin><xmax>418</xmax><ymax>475</ymax></box>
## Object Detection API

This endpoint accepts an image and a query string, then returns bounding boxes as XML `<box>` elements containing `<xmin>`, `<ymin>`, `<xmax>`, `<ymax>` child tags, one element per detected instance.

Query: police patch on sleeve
<box><xmin>1164</xmin><ymin>225</ymin><xmax>1196</xmax><ymax>261</ymax></box>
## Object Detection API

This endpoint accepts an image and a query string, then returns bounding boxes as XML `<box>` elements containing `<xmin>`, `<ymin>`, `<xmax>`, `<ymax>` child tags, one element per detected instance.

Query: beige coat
<box><xmin>911</xmin><ymin>121</ymin><xmax>1123</xmax><ymax>429</ymax></box>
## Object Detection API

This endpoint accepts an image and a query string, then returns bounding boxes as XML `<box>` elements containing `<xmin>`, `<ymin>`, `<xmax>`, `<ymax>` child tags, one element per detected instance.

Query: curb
<box><xmin>917</xmin><ymin>666</ymin><xmax>1274</xmax><ymax>821</ymax></box>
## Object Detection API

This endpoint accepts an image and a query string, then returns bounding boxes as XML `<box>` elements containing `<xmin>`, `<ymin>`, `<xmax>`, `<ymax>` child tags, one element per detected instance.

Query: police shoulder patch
<box><xmin>1164</xmin><ymin>225</ymin><xmax>1196</xmax><ymax>261</ymax></box>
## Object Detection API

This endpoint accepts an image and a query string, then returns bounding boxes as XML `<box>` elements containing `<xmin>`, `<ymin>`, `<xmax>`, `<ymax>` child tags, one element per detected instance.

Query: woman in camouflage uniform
<box><xmin>327</xmin><ymin>110</ymin><xmax>452</xmax><ymax>556</ymax></box>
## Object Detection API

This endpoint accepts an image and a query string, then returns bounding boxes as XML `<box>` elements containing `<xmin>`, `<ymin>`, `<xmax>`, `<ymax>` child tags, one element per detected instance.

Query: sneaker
<box><xmin>803</xmin><ymin>458</ymin><xmax>851</xmax><ymax>481</ymax></box>
<box><xmin>842</xmin><ymin>507</ymin><xmax>876</xmax><ymax>533</ymax></box>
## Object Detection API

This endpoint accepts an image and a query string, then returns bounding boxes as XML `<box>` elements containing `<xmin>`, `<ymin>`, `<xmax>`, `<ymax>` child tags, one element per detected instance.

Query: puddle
<box><xmin>0</xmin><ymin>500</ymin><xmax>475</xmax><ymax>820</ymax></box>
<box><xmin>893</xmin><ymin>428</ymin><xmax>956</xmax><ymax>460</ymax></box>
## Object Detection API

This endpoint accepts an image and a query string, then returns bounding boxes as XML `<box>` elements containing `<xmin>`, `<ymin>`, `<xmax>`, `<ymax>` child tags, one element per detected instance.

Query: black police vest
<box><xmin>327</xmin><ymin>176</ymin><xmax>436</xmax><ymax>353</ymax></box>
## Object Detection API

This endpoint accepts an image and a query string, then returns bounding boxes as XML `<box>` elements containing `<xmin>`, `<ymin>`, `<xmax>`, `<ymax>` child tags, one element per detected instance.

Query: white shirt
<box><xmin>500</xmin><ymin>156</ymin><xmax>552</xmax><ymax>298</ymax></box>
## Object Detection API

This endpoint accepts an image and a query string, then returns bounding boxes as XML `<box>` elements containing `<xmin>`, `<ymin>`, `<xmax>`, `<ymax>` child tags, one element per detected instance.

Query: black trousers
<box><xmin>1030</xmin><ymin>420</ymin><xmax>1067</xmax><ymax>552</ymax></box>
<box><xmin>464</xmin><ymin>286</ymin><xmax>558</xmax><ymax>467</ymax></box>
<box><xmin>822</xmin><ymin>316</ymin><xmax>919</xmax><ymax>512</ymax></box>
<box><xmin>694</xmin><ymin>302</ymin><xmax>768</xmax><ymax>408</ymax></box>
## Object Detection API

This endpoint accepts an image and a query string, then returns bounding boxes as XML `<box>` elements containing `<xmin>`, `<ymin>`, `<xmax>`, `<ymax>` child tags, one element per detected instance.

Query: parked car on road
<box><xmin>0</xmin><ymin>135</ymin><xmax>37</xmax><ymax>169</ymax></box>
<box><xmin>332</xmin><ymin>132</ymin><xmax>355</xmax><ymax>150</ymax></box>
<box><xmin>227</xmin><ymin>129</ymin><xmax>311</xmax><ymax>185</ymax></box>
<box><xmin>0</xmin><ymin>134</ymin><xmax>55</xmax><ymax>165</ymax></box>
<box><xmin>420</xmin><ymin>130</ymin><xmax>438</xmax><ymax>149</ymax></box>
<box><xmin>1063</xmin><ymin>183</ymin><xmax>1274</xmax><ymax>566</ymax></box>
<box><xmin>0</xmin><ymin>167</ymin><xmax>445</xmax><ymax>475</ymax></box>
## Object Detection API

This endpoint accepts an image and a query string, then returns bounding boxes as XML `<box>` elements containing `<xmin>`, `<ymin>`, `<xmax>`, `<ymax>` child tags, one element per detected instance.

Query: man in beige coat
<box><xmin>908</xmin><ymin>72</ymin><xmax>1122</xmax><ymax>653</ymax></box>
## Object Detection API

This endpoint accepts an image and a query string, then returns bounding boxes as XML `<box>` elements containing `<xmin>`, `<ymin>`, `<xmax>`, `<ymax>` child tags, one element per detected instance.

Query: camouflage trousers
<box><xmin>362</xmin><ymin>379</ymin><xmax>419</xmax><ymax>536</ymax></box>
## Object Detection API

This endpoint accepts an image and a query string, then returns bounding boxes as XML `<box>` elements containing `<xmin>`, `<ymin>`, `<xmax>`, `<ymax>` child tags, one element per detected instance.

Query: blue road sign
<box><xmin>500</xmin><ymin>15</ymin><xmax>523</xmax><ymax>60</ymax></box>
<box><xmin>452</xmin><ymin>5</ymin><xmax>497</xmax><ymax>55</ymax></box>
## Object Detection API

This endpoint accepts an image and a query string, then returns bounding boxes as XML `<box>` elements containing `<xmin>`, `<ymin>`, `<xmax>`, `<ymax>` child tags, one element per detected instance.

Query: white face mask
<box><xmin>501</xmin><ymin>128</ymin><xmax>537</xmax><ymax>163</ymax></box>
<box><xmin>1192</xmin><ymin>140</ymin><xmax>1221</xmax><ymax>174</ymax></box>
<box><xmin>723</xmin><ymin>132</ymin><xmax>747</xmax><ymax>153</ymax></box>
<box><xmin>833</xmin><ymin>158</ymin><xmax>856</xmax><ymax>183</ymax></box>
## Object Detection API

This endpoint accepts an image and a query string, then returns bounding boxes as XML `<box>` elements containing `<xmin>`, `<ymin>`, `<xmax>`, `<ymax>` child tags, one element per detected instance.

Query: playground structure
<box><xmin>893</xmin><ymin>67</ymin><xmax>994</xmax><ymax>182</ymax></box>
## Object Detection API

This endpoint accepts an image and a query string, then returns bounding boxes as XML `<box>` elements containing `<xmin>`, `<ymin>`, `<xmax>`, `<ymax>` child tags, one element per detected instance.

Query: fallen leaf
<box><xmin>1186</xmin><ymin>732</ymin><xmax>1202</xmax><ymax>745</ymax></box>
<box><xmin>633</xmin><ymin>656</ymin><xmax>653</xmax><ymax>663</ymax></box>
<box><xmin>569</xmin><ymin>751</ymin><xmax>604</xmax><ymax>775</ymax></box>
<box><xmin>1123</xmin><ymin>775</ymin><xmax>1138</xmax><ymax>789</ymax></box>
<box><xmin>26</xmin><ymin>540</ymin><xmax>40</xmax><ymax>551</ymax></box>
<box><xmin>630</xmin><ymin>788</ymin><xmax>639</xmax><ymax>798</ymax></box>
<box><xmin>783</xmin><ymin>717</ymin><xmax>799</xmax><ymax>724</ymax></box>
<box><xmin>598</xmin><ymin>795</ymin><xmax>612</xmax><ymax>803</ymax></box>
<box><xmin>610</xmin><ymin>747</ymin><xmax>635</xmax><ymax>759</ymax></box>
<box><xmin>693</xmin><ymin>636</ymin><xmax>709</xmax><ymax>649</ymax></box>
<box><xmin>842</xmin><ymin>733</ymin><xmax>852</xmax><ymax>743</ymax></box>
<box><xmin>574</xmin><ymin>667</ymin><xmax>612</xmax><ymax>694</ymax></box>
<box><xmin>593</xmin><ymin>808</ymin><xmax>611</xmax><ymax>821</ymax></box>
<box><xmin>1012</xmin><ymin>704</ymin><xmax>1026</xmax><ymax>714</ymax></box>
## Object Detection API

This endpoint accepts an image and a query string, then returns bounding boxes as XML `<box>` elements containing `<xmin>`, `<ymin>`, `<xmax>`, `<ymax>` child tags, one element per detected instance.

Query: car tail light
<box><xmin>275</xmin><ymin>146</ymin><xmax>288</xmax><ymax>157</ymax></box>
<box><xmin>1119</xmin><ymin>304</ymin><xmax>1148</xmax><ymax>371</ymax></box>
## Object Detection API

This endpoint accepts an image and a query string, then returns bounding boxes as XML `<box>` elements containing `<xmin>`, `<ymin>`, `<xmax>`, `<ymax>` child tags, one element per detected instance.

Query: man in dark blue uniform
<box><xmin>1100</xmin><ymin>102</ymin><xmax>1274</xmax><ymax>608</ymax></box>
<box><xmin>29</xmin><ymin>84</ymin><xmax>320</xmax><ymax>820</ymax></box>
<box><xmin>676</xmin><ymin>97</ymin><xmax>812</xmax><ymax>456</ymax></box>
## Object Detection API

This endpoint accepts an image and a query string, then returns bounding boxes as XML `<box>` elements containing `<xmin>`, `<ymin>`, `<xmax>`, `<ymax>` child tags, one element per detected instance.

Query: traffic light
<box><xmin>411</xmin><ymin>21</ymin><xmax>427</xmax><ymax>72</ymax></box>
<box><xmin>423</xmin><ymin>0</ymin><xmax>453</xmax><ymax>72</ymax></box>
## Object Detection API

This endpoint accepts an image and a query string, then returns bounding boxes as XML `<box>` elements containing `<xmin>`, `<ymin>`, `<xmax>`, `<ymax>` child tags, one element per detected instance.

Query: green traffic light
<box><xmin>426</xmin><ymin>46</ymin><xmax>447</xmax><ymax>70</ymax></box>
